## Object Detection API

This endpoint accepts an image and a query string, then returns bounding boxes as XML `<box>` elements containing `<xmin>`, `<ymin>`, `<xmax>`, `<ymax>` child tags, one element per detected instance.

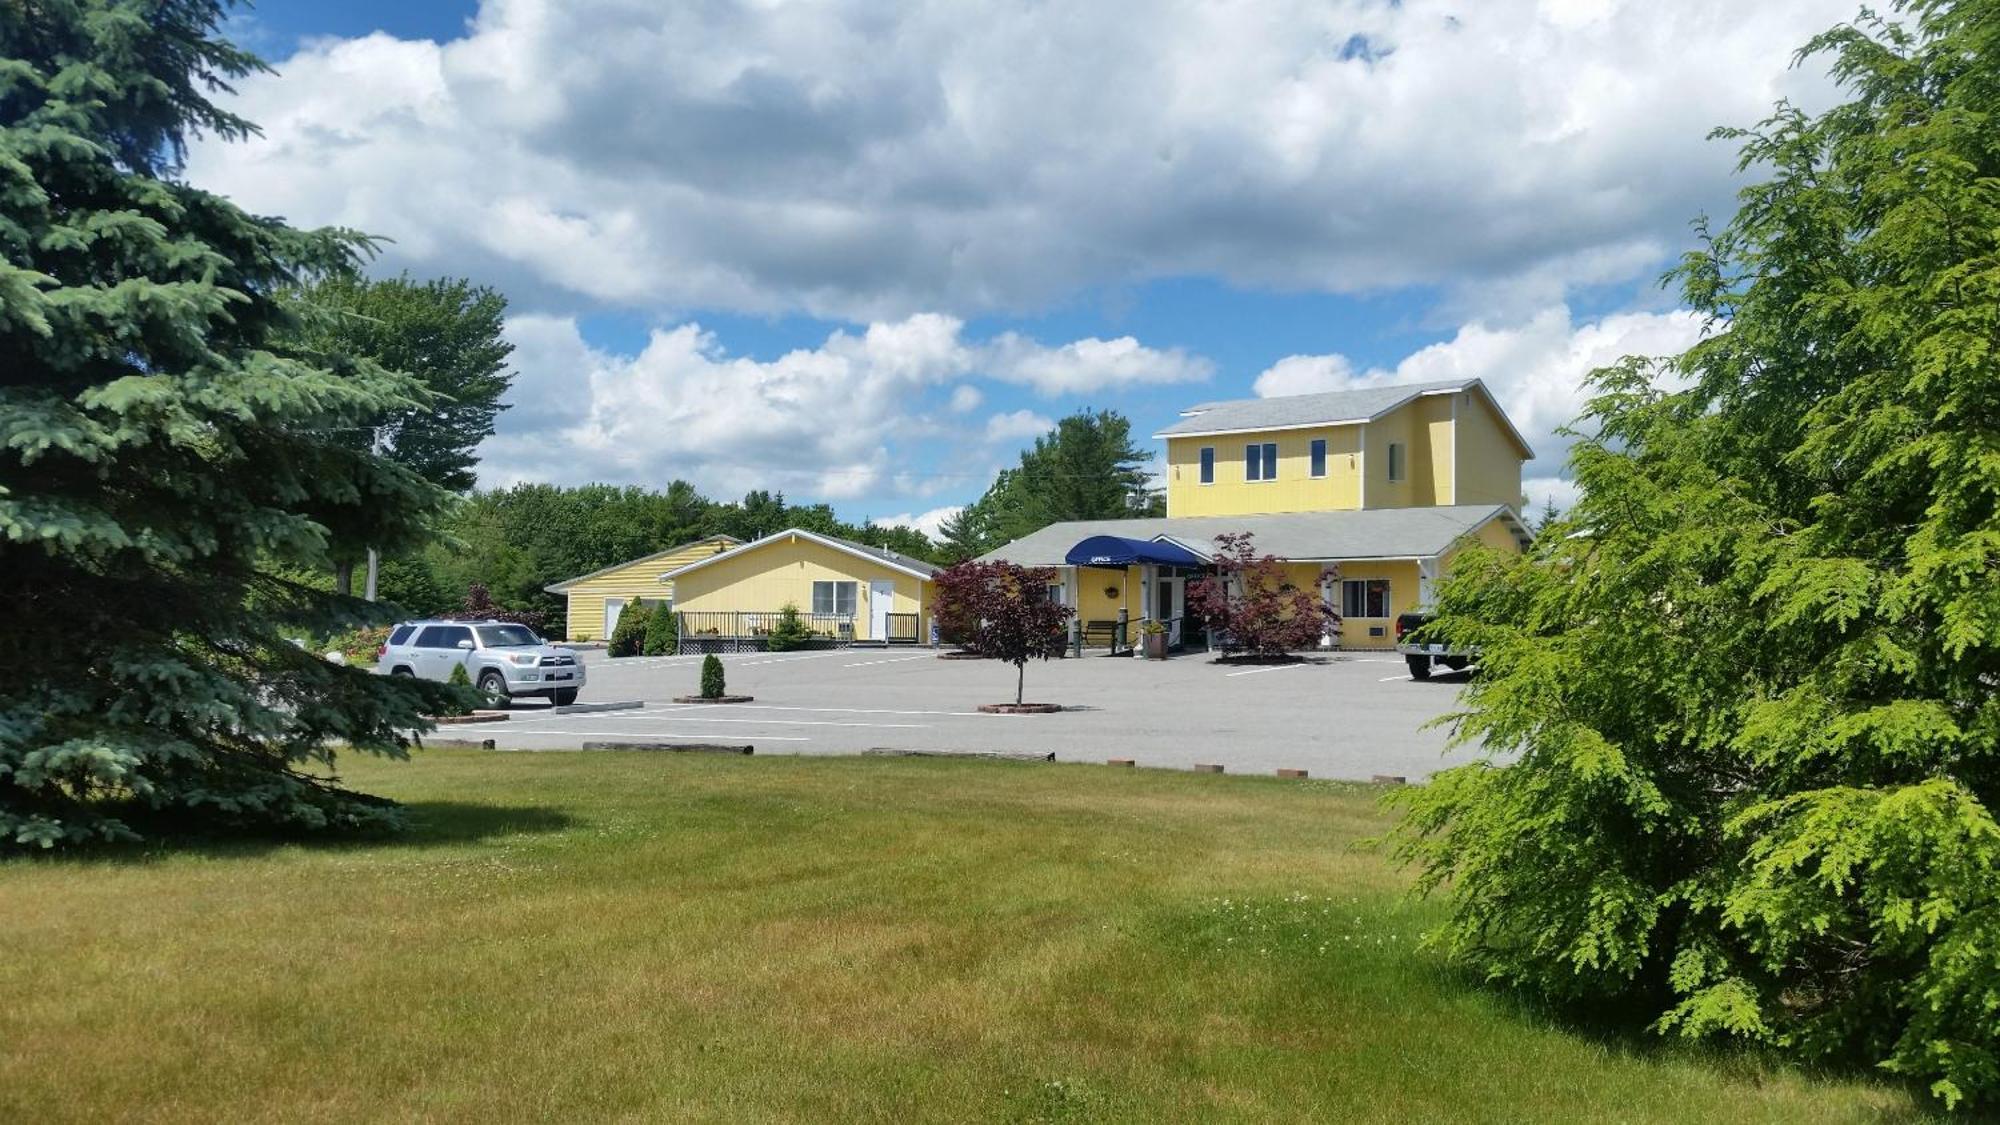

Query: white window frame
<box><xmin>812</xmin><ymin>580</ymin><xmax>858</xmax><ymax>616</ymax></box>
<box><xmin>1309</xmin><ymin>438</ymin><xmax>1327</xmax><ymax>479</ymax></box>
<box><xmin>1245</xmin><ymin>441</ymin><xmax>1278</xmax><ymax>482</ymax></box>
<box><xmin>1387</xmin><ymin>441</ymin><xmax>1406</xmax><ymax>483</ymax></box>
<box><xmin>1341</xmin><ymin>578</ymin><xmax>1391</xmax><ymax>618</ymax></box>
<box><xmin>1198</xmin><ymin>446</ymin><xmax>1214</xmax><ymax>485</ymax></box>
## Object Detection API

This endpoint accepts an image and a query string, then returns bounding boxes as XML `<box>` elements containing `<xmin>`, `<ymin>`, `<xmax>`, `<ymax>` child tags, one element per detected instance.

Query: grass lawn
<box><xmin>0</xmin><ymin>751</ymin><xmax>1926</xmax><ymax>1123</ymax></box>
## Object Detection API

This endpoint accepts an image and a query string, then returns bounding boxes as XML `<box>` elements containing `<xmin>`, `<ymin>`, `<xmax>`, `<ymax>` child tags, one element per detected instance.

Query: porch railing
<box><xmin>884</xmin><ymin>612</ymin><xmax>921</xmax><ymax>644</ymax></box>
<box><xmin>675</xmin><ymin>610</ymin><xmax>855</xmax><ymax>654</ymax></box>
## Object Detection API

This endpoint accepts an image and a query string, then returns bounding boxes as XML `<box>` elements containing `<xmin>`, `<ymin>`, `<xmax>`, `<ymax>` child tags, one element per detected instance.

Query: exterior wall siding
<box><xmin>1321</xmin><ymin>558</ymin><xmax>1422</xmax><ymax>650</ymax></box>
<box><xmin>1361</xmin><ymin>399</ymin><xmax>1449</xmax><ymax>509</ymax></box>
<box><xmin>1451</xmin><ymin>392</ymin><xmax>1529</xmax><ymax>511</ymax></box>
<box><xmin>670</xmin><ymin>534</ymin><xmax>929</xmax><ymax>641</ymax></box>
<box><xmin>1423</xmin><ymin>394</ymin><xmax>1455</xmax><ymax>505</ymax></box>
<box><xmin>558</xmin><ymin>539</ymin><xmax>738</xmax><ymax>640</ymax></box>
<box><xmin>1164</xmin><ymin>427</ymin><xmax>1361</xmax><ymax>518</ymax></box>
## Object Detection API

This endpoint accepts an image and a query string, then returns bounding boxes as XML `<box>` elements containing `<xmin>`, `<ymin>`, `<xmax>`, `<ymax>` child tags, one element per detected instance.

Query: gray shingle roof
<box><xmin>1153</xmin><ymin>378</ymin><xmax>1478</xmax><ymax>437</ymax></box>
<box><xmin>975</xmin><ymin>505</ymin><xmax>1525</xmax><ymax>567</ymax></box>
<box><xmin>818</xmin><ymin>533</ymin><xmax>941</xmax><ymax>577</ymax></box>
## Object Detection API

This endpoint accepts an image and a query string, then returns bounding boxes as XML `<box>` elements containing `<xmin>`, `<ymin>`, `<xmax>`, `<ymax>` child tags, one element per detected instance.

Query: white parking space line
<box><xmin>843</xmin><ymin>653</ymin><xmax>939</xmax><ymax>668</ymax></box>
<box><xmin>1224</xmin><ymin>663</ymin><xmax>1312</xmax><ymax>678</ymax></box>
<box><xmin>1379</xmin><ymin>674</ymin><xmax>1413</xmax><ymax>682</ymax></box>
<box><xmin>708</xmin><ymin>704</ymin><xmax>993</xmax><ymax>718</ymax></box>
<box><xmin>497</xmin><ymin>730</ymin><xmax>811</xmax><ymax>741</ymax></box>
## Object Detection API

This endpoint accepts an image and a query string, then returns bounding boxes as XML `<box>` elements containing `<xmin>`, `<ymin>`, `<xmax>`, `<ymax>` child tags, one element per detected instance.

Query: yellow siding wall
<box><xmin>1320</xmin><ymin>559</ymin><xmax>1423</xmax><ymax>650</ymax></box>
<box><xmin>1074</xmin><ymin>565</ymin><xmax>1143</xmax><ymax>627</ymax></box>
<box><xmin>1362</xmin><ymin>400</ymin><xmax>1448</xmax><ymax>509</ymax></box>
<box><xmin>1423</xmin><ymin>395</ymin><xmax>1455</xmax><ymax>505</ymax></box>
<box><xmin>1164</xmin><ymin>427</ymin><xmax>1361</xmax><ymax>517</ymax></box>
<box><xmin>670</xmin><ymin>535</ymin><xmax>929</xmax><ymax>641</ymax></box>
<box><xmin>1452</xmin><ymin>393</ymin><xmax>1529</xmax><ymax>511</ymax></box>
<box><xmin>559</xmin><ymin>538</ymin><xmax>738</xmax><ymax>640</ymax></box>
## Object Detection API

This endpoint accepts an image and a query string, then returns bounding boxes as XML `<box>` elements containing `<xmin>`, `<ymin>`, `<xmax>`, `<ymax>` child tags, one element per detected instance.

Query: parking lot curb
<box><xmin>863</xmin><ymin>749</ymin><xmax>1056</xmax><ymax>762</ymax></box>
<box><xmin>547</xmin><ymin>700</ymin><xmax>644</xmax><ymax>715</ymax></box>
<box><xmin>581</xmin><ymin>740</ymin><xmax>753</xmax><ymax>754</ymax></box>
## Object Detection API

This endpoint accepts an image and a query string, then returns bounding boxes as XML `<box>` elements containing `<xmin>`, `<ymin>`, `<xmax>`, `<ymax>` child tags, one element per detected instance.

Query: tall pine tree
<box><xmin>1</xmin><ymin>0</ymin><xmax>455</xmax><ymax>847</ymax></box>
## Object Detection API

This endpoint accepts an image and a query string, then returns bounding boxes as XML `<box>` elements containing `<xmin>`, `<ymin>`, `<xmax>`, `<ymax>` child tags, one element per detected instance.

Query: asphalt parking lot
<box><xmin>471</xmin><ymin>646</ymin><xmax>1488</xmax><ymax>781</ymax></box>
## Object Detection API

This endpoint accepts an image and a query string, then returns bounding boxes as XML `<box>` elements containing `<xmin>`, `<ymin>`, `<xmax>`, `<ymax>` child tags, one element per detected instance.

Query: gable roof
<box><xmin>977</xmin><ymin>505</ymin><xmax>1531</xmax><ymax>567</ymax></box>
<box><xmin>1153</xmin><ymin>377</ymin><xmax>1535</xmax><ymax>458</ymax></box>
<box><xmin>660</xmin><ymin>527</ymin><xmax>941</xmax><ymax>584</ymax></box>
<box><xmin>543</xmin><ymin>534</ymin><xmax>742</xmax><ymax>593</ymax></box>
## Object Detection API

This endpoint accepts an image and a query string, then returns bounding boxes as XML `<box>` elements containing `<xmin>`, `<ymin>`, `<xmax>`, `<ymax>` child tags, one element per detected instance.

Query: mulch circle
<box><xmin>937</xmin><ymin>651</ymin><xmax>986</xmax><ymax>660</ymax></box>
<box><xmin>977</xmin><ymin>703</ymin><xmax>1065</xmax><ymax>714</ymax></box>
<box><xmin>670</xmin><ymin>695</ymin><xmax>756</xmax><ymax>704</ymax></box>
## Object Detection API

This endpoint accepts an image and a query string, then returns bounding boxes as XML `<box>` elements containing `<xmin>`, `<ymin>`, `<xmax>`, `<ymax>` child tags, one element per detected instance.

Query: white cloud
<box><xmin>983</xmin><ymin>409</ymin><xmax>1055</xmax><ymax>444</ymax></box>
<box><xmin>479</xmin><ymin>313</ymin><xmax>1207</xmax><ymax>499</ymax></box>
<box><xmin>948</xmin><ymin>385</ymin><xmax>983</xmax><ymax>413</ymax></box>
<box><xmin>1523</xmin><ymin>476</ymin><xmax>1583</xmax><ymax>517</ymax></box>
<box><xmin>1253</xmin><ymin>305</ymin><xmax>1708</xmax><ymax>483</ymax></box>
<box><xmin>984</xmin><ymin>334</ymin><xmax>1214</xmax><ymax>396</ymax></box>
<box><xmin>873</xmin><ymin>506</ymin><xmax>962</xmax><ymax>539</ymax></box>
<box><xmin>186</xmin><ymin>0</ymin><xmax>1849</xmax><ymax>320</ymax></box>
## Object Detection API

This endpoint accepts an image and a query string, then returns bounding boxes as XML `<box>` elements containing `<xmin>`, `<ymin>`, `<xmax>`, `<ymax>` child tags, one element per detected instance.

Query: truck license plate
<box><xmin>1426</xmin><ymin>644</ymin><xmax>1445</xmax><ymax>654</ymax></box>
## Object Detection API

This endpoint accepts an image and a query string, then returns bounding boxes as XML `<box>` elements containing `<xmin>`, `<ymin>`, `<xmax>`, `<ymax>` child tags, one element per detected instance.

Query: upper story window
<box><xmin>1245</xmin><ymin>442</ymin><xmax>1278</xmax><ymax>482</ymax></box>
<box><xmin>1309</xmin><ymin>438</ymin><xmax>1327</xmax><ymax>478</ymax></box>
<box><xmin>1387</xmin><ymin>441</ymin><xmax>1406</xmax><ymax>483</ymax></box>
<box><xmin>1198</xmin><ymin>446</ymin><xmax>1214</xmax><ymax>484</ymax></box>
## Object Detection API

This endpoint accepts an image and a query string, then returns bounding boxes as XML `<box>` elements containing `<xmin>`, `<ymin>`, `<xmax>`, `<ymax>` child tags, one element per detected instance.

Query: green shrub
<box><xmin>326</xmin><ymin>624</ymin><xmax>392</xmax><ymax>665</ymax></box>
<box><xmin>700</xmin><ymin>654</ymin><xmax>725</xmax><ymax>699</ymax></box>
<box><xmin>446</xmin><ymin>662</ymin><xmax>471</xmax><ymax>688</ymax></box>
<box><xmin>642</xmin><ymin>603</ymin><xmax>678</xmax><ymax>656</ymax></box>
<box><xmin>608</xmin><ymin>603</ymin><xmax>650</xmax><ymax>657</ymax></box>
<box><xmin>766</xmin><ymin>603</ymin><xmax>812</xmax><ymax>651</ymax></box>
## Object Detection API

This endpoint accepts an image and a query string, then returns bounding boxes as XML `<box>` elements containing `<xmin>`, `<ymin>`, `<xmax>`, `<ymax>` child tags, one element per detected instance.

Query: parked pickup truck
<box><xmin>1394</xmin><ymin>611</ymin><xmax>1472</xmax><ymax>681</ymax></box>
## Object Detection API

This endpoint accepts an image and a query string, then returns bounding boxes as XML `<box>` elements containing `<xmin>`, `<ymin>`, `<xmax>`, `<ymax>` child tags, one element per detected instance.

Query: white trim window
<box><xmin>1341</xmin><ymin>578</ymin><xmax>1391</xmax><ymax>618</ymax></box>
<box><xmin>1198</xmin><ymin>446</ymin><xmax>1215</xmax><ymax>484</ymax></box>
<box><xmin>1244</xmin><ymin>441</ymin><xmax>1278</xmax><ymax>482</ymax></box>
<box><xmin>1387</xmin><ymin>441</ymin><xmax>1406</xmax><ymax>483</ymax></box>
<box><xmin>1309</xmin><ymin>438</ymin><xmax>1328</xmax><ymax>478</ymax></box>
<box><xmin>812</xmin><ymin>580</ymin><xmax>858</xmax><ymax>616</ymax></box>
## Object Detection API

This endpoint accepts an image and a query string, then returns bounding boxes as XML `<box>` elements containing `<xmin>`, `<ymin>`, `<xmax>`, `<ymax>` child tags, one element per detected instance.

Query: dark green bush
<box><xmin>700</xmin><ymin>654</ymin><xmax>725</xmax><ymax>699</ymax></box>
<box><xmin>608</xmin><ymin>603</ymin><xmax>650</xmax><ymax>657</ymax></box>
<box><xmin>642</xmin><ymin>603</ymin><xmax>678</xmax><ymax>656</ymax></box>
<box><xmin>766</xmin><ymin>603</ymin><xmax>812</xmax><ymax>651</ymax></box>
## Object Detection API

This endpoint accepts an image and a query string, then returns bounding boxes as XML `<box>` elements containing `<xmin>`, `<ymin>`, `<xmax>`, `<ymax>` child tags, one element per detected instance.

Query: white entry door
<box><xmin>869</xmin><ymin>579</ymin><xmax>894</xmax><ymax>639</ymax></box>
<box><xmin>604</xmin><ymin>598</ymin><xmax>627</xmax><ymax>638</ymax></box>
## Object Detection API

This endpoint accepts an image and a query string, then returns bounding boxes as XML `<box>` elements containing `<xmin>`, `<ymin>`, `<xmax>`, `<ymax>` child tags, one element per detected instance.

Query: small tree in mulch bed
<box><xmin>931</xmin><ymin>562</ymin><xmax>988</xmax><ymax>654</ymax></box>
<box><xmin>1188</xmin><ymin>532</ymin><xmax>1338</xmax><ymax>660</ymax></box>
<box><xmin>700</xmin><ymin>654</ymin><xmax>726</xmax><ymax>700</ymax></box>
<box><xmin>936</xmin><ymin>560</ymin><xmax>1073</xmax><ymax>707</ymax></box>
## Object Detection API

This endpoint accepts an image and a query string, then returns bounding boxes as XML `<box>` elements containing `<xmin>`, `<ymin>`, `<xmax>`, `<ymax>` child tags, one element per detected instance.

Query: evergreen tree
<box><xmin>1393</xmin><ymin>2</ymin><xmax>2000</xmax><ymax>1106</ymax></box>
<box><xmin>973</xmin><ymin>411</ymin><xmax>1160</xmax><ymax>544</ymax></box>
<box><xmin>641</xmin><ymin>601</ymin><xmax>677</xmax><ymax>656</ymax></box>
<box><xmin>0</xmin><ymin>0</ymin><xmax>453</xmax><ymax>847</ymax></box>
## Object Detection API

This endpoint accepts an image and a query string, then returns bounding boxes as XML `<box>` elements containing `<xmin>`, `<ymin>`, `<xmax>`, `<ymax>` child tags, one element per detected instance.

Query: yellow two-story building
<box><xmin>979</xmin><ymin>377</ymin><xmax>1534</xmax><ymax>650</ymax></box>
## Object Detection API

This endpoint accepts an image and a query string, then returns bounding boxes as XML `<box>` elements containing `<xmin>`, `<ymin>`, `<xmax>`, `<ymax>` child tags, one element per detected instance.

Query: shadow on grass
<box><xmin>1433</xmin><ymin>964</ymin><xmax>1935</xmax><ymax>1119</ymax></box>
<box><xmin>17</xmin><ymin>801</ymin><xmax>577</xmax><ymax>866</ymax></box>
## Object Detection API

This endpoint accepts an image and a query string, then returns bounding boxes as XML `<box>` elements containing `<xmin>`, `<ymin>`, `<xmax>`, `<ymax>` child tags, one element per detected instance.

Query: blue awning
<box><xmin>1063</xmin><ymin>535</ymin><xmax>1207</xmax><ymax>568</ymax></box>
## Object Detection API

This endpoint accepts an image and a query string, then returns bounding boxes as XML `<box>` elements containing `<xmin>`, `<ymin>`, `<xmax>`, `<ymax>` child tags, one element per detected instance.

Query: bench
<box><xmin>1081</xmin><ymin>619</ymin><xmax>1124</xmax><ymax>649</ymax></box>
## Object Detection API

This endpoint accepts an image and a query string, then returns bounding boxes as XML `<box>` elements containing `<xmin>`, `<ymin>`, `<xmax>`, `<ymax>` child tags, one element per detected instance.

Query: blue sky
<box><xmin>201</xmin><ymin>0</ymin><xmax>1854</xmax><ymax>535</ymax></box>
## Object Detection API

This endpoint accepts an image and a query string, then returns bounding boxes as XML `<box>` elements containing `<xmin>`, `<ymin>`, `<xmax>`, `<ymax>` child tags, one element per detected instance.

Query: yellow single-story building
<box><xmin>978</xmin><ymin>505</ymin><xmax>1529</xmax><ymax>652</ymax></box>
<box><xmin>543</xmin><ymin>534</ymin><xmax>741</xmax><ymax>641</ymax></box>
<box><xmin>662</xmin><ymin>528</ymin><xmax>939</xmax><ymax>652</ymax></box>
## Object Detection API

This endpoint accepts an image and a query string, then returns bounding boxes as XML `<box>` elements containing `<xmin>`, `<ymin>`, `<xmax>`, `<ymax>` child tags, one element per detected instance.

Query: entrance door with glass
<box><xmin>1155</xmin><ymin>576</ymin><xmax>1185</xmax><ymax>646</ymax></box>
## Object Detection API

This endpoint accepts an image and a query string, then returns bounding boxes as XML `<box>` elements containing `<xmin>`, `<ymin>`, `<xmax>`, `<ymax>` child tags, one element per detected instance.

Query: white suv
<box><xmin>377</xmin><ymin>620</ymin><xmax>585</xmax><ymax>706</ymax></box>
